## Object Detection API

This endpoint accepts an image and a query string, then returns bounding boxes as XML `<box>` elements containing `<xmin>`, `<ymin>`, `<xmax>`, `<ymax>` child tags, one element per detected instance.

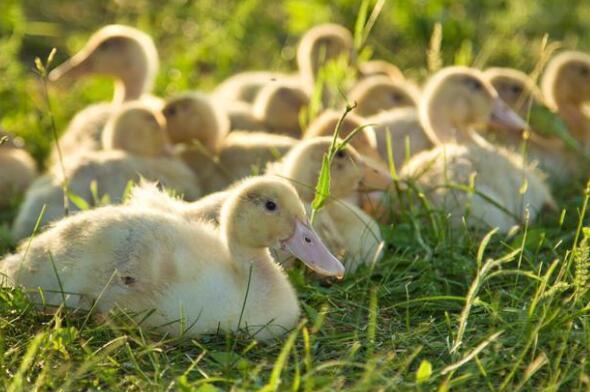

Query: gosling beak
<box><xmin>281</xmin><ymin>219</ymin><xmax>345</xmax><ymax>279</ymax></box>
<box><xmin>49</xmin><ymin>52</ymin><xmax>92</xmax><ymax>82</ymax></box>
<box><xmin>489</xmin><ymin>98</ymin><xmax>529</xmax><ymax>131</ymax></box>
<box><xmin>358</xmin><ymin>157</ymin><xmax>392</xmax><ymax>192</ymax></box>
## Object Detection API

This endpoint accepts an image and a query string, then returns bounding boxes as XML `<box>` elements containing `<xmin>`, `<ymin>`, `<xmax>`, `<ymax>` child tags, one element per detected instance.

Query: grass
<box><xmin>2</xmin><ymin>0</ymin><xmax>590</xmax><ymax>390</ymax></box>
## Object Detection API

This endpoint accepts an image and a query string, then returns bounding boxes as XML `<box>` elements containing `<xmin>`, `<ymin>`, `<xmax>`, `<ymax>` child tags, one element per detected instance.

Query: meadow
<box><xmin>2</xmin><ymin>0</ymin><xmax>590</xmax><ymax>390</ymax></box>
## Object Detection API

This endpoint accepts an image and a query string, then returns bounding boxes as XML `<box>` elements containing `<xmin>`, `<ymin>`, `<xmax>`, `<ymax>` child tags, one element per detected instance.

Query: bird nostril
<box><xmin>304</xmin><ymin>236</ymin><xmax>312</xmax><ymax>244</ymax></box>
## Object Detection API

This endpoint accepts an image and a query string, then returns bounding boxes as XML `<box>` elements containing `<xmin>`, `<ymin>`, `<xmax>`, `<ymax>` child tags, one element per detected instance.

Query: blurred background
<box><xmin>1</xmin><ymin>0</ymin><xmax>589</xmax><ymax>162</ymax></box>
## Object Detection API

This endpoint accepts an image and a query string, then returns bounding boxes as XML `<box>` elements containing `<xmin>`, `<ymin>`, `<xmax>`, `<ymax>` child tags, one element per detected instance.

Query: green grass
<box><xmin>3</xmin><ymin>0</ymin><xmax>590</xmax><ymax>390</ymax></box>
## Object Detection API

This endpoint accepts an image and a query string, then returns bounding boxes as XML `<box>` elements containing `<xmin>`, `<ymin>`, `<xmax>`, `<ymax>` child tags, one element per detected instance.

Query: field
<box><xmin>2</xmin><ymin>0</ymin><xmax>590</xmax><ymax>390</ymax></box>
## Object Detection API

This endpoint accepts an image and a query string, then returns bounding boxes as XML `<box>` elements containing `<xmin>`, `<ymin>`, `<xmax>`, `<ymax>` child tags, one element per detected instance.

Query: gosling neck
<box><xmin>425</xmin><ymin>110</ymin><xmax>474</xmax><ymax>145</ymax></box>
<box><xmin>222</xmin><ymin>221</ymin><xmax>275</xmax><ymax>273</ymax></box>
<box><xmin>113</xmin><ymin>72</ymin><xmax>150</xmax><ymax>104</ymax></box>
<box><xmin>556</xmin><ymin>102</ymin><xmax>589</xmax><ymax>145</ymax></box>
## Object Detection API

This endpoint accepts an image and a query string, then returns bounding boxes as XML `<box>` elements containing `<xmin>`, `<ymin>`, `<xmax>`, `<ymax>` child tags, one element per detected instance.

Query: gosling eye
<box><xmin>580</xmin><ymin>66</ymin><xmax>590</xmax><ymax>76</ymax></box>
<box><xmin>143</xmin><ymin>114</ymin><xmax>159</xmax><ymax>128</ymax></box>
<box><xmin>265</xmin><ymin>200</ymin><xmax>277</xmax><ymax>211</ymax></box>
<box><xmin>464</xmin><ymin>78</ymin><xmax>482</xmax><ymax>91</ymax></box>
<box><xmin>335</xmin><ymin>150</ymin><xmax>346</xmax><ymax>159</ymax></box>
<box><xmin>390</xmin><ymin>93</ymin><xmax>403</xmax><ymax>102</ymax></box>
<box><xmin>511</xmin><ymin>85</ymin><xmax>523</xmax><ymax>94</ymax></box>
<box><xmin>163</xmin><ymin>106</ymin><xmax>177</xmax><ymax>118</ymax></box>
<box><xmin>98</xmin><ymin>40</ymin><xmax>115</xmax><ymax>51</ymax></box>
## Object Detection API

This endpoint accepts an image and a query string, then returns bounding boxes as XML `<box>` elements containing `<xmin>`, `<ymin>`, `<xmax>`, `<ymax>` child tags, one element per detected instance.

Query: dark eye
<box><xmin>163</xmin><ymin>106</ymin><xmax>177</xmax><ymax>117</ymax></box>
<box><xmin>265</xmin><ymin>200</ymin><xmax>277</xmax><ymax>211</ymax></box>
<box><xmin>511</xmin><ymin>85</ymin><xmax>522</xmax><ymax>94</ymax></box>
<box><xmin>98</xmin><ymin>40</ymin><xmax>113</xmax><ymax>51</ymax></box>
<box><xmin>335</xmin><ymin>150</ymin><xmax>346</xmax><ymax>159</ymax></box>
<box><xmin>580</xmin><ymin>66</ymin><xmax>589</xmax><ymax>76</ymax></box>
<box><xmin>465</xmin><ymin>78</ymin><xmax>482</xmax><ymax>91</ymax></box>
<box><xmin>390</xmin><ymin>93</ymin><xmax>403</xmax><ymax>102</ymax></box>
<box><xmin>143</xmin><ymin>114</ymin><xmax>159</xmax><ymax>127</ymax></box>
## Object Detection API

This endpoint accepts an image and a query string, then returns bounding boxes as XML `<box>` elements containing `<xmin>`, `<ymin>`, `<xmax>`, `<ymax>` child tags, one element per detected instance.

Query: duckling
<box><xmin>267</xmin><ymin>138</ymin><xmax>390</xmax><ymax>271</ymax></box>
<box><xmin>484</xmin><ymin>67</ymin><xmax>579</xmax><ymax>181</ymax></box>
<box><xmin>128</xmin><ymin>181</ymin><xmax>230</xmax><ymax>224</ymax></box>
<box><xmin>162</xmin><ymin>94</ymin><xmax>296</xmax><ymax>193</ymax></box>
<box><xmin>304</xmin><ymin>110</ymin><xmax>384</xmax><ymax>164</ymax></box>
<box><xmin>226</xmin><ymin>80</ymin><xmax>310</xmax><ymax>136</ymax></box>
<box><xmin>211</xmin><ymin>23</ymin><xmax>355</xmax><ymax>129</ymax></box>
<box><xmin>368</xmin><ymin>108</ymin><xmax>433</xmax><ymax>170</ymax></box>
<box><xmin>252</xmin><ymin>81</ymin><xmax>310</xmax><ymax>137</ymax></box>
<box><xmin>101</xmin><ymin>103</ymin><xmax>172</xmax><ymax>157</ymax></box>
<box><xmin>358</xmin><ymin>108</ymin><xmax>434</xmax><ymax>220</ymax></box>
<box><xmin>161</xmin><ymin>92</ymin><xmax>230</xmax><ymax>151</ymax></box>
<box><xmin>212</xmin><ymin>71</ymin><xmax>284</xmax><ymax>104</ymax></box>
<box><xmin>485</xmin><ymin>68</ymin><xmax>542</xmax><ymax>115</ymax></box>
<box><xmin>225</xmin><ymin>101</ymin><xmax>267</xmax><ymax>131</ymax></box>
<box><xmin>0</xmin><ymin>131</ymin><xmax>37</xmax><ymax>208</ymax></box>
<box><xmin>12</xmin><ymin>103</ymin><xmax>200</xmax><ymax>240</ymax></box>
<box><xmin>349</xmin><ymin>75</ymin><xmax>419</xmax><ymax>117</ymax></box>
<box><xmin>541</xmin><ymin>51</ymin><xmax>590</xmax><ymax>147</ymax></box>
<box><xmin>132</xmin><ymin>138</ymin><xmax>390</xmax><ymax>271</ymax></box>
<box><xmin>297</xmin><ymin>24</ymin><xmax>355</xmax><ymax>92</ymax></box>
<box><xmin>358</xmin><ymin>60</ymin><xmax>404</xmax><ymax>81</ymax></box>
<box><xmin>1</xmin><ymin>177</ymin><xmax>344</xmax><ymax>340</ymax></box>
<box><xmin>218</xmin><ymin>131</ymin><xmax>296</xmax><ymax>180</ymax></box>
<box><xmin>48</xmin><ymin>25</ymin><xmax>160</xmax><ymax>161</ymax></box>
<box><xmin>399</xmin><ymin>67</ymin><xmax>554</xmax><ymax>232</ymax></box>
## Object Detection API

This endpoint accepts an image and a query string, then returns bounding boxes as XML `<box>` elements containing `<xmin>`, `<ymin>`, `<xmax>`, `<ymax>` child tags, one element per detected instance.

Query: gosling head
<box><xmin>358</xmin><ymin>60</ymin><xmax>404</xmax><ymax>81</ymax></box>
<box><xmin>297</xmin><ymin>24</ymin><xmax>355</xmax><ymax>88</ymax></box>
<box><xmin>542</xmin><ymin>51</ymin><xmax>590</xmax><ymax>110</ymax></box>
<box><xmin>253</xmin><ymin>81</ymin><xmax>310</xmax><ymax>137</ymax></box>
<box><xmin>304</xmin><ymin>110</ymin><xmax>382</xmax><ymax>162</ymax></box>
<box><xmin>420</xmin><ymin>66</ymin><xmax>527</xmax><ymax>144</ymax></box>
<box><xmin>162</xmin><ymin>92</ymin><xmax>230</xmax><ymax>152</ymax></box>
<box><xmin>277</xmin><ymin>137</ymin><xmax>392</xmax><ymax>203</ymax></box>
<box><xmin>226</xmin><ymin>101</ymin><xmax>267</xmax><ymax>131</ymax></box>
<box><xmin>349</xmin><ymin>75</ymin><xmax>419</xmax><ymax>117</ymax></box>
<box><xmin>484</xmin><ymin>67</ymin><xmax>541</xmax><ymax>117</ymax></box>
<box><xmin>221</xmin><ymin>177</ymin><xmax>345</xmax><ymax>278</ymax></box>
<box><xmin>49</xmin><ymin>25</ymin><xmax>158</xmax><ymax>101</ymax></box>
<box><xmin>102</xmin><ymin>102</ymin><xmax>170</xmax><ymax>157</ymax></box>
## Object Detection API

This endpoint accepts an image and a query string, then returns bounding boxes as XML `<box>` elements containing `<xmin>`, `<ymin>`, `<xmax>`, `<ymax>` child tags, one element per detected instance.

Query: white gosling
<box><xmin>252</xmin><ymin>81</ymin><xmax>310</xmax><ymax>137</ymax></box>
<box><xmin>48</xmin><ymin>25</ymin><xmax>160</xmax><ymax>161</ymax></box>
<box><xmin>162</xmin><ymin>94</ymin><xmax>296</xmax><ymax>193</ymax></box>
<box><xmin>130</xmin><ymin>138</ymin><xmax>391</xmax><ymax>272</ymax></box>
<box><xmin>304</xmin><ymin>110</ymin><xmax>385</xmax><ymax>165</ymax></box>
<box><xmin>11</xmin><ymin>102</ymin><xmax>200</xmax><ymax>240</ymax></box>
<box><xmin>399</xmin><ymin>66</ymin><xmax>554</xmax><ymax>232</ymax></box>
<box><xmin>162</xmin><ymin>92</ymin><xmax>230</xmax><ymax>151</ymax></box>
<box><xmin>1</xmin><ymin>177</ymin><xmax>344</xmax><ymax>340</ymax></box>
<box><xmin>267</xmin><ymin>138</ymin><xmax>391</xmax><ymax>271</ymax></box>
<box><xmin>484</xmin><ymin>67</ymin><xmax>580</xmax><ymax>182</ymax></box>
<box><xmin>541</xmin><ymin>51</ymin><xmax>590</xmax><ymax>148</ymax></box>
<box><xmin>349</xmin><ymin>75</ymin><xmax>419</xmax><ymax>117</ymax></box>
<box><xmin>368</xmin><ymin>108</ymin><xmax>433</xmax><ymax>171</ymax></box>
<box><xmin>358</xmin><ymin>60</ymin><xmax>404</xmax><ymax>81</ymax></box>
<box><xmin>213</xmin><ymin>23</ymin><xmax>354</xmax><ymax>108</ymax></box>
<box><xmin>297</xmin><ymin>24</ymin><xmax>355</xmax><ymax>93</ymax></box>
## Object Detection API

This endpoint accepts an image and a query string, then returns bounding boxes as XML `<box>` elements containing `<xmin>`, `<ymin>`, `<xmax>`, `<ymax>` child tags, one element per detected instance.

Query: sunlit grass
<box><xmin>2</xmin><ymin>0</ymin><xmax>590</xmax><ymax>390</ymax></box>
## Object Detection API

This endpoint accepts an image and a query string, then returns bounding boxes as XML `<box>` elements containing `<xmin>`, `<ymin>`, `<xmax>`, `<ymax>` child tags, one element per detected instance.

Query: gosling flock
<box><xmin>1</xmin><ymin>23</ymin><xmax>590</xmax><ymax>341</ymax></box>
